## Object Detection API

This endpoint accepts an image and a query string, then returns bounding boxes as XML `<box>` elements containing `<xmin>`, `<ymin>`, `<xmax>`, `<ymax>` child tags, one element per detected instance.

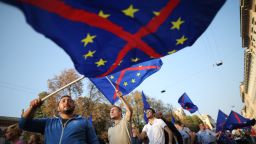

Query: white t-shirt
<box><xmin>142</xmin><ymin>118</ymin><xmax>167</xmax><ymax>144</ymax></box>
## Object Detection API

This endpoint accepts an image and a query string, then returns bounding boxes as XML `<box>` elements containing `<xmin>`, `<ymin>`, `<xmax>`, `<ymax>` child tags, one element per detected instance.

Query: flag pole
<box><xmin>197</xmin><ymin>110</ymin><xmax>206</xmax><ymax>125</ymax></box>
<box><xmin>41</xmin><ymin>76</ymin><xmax>85</xmax><ymax>101</ymax></box>
<box><xmin>105</xmin><ymin>76</ymin><xmax>117</xmax><ymax>91</ymax></box>
<box><xmin>197</xmin><ymin>110</ymin><xmax>202</xmax><ymax>116</ymax></box>
<box><xmin>105</xmin><ymin>76</ymin><xmax>119</xmax><ymax>105</ymax></box>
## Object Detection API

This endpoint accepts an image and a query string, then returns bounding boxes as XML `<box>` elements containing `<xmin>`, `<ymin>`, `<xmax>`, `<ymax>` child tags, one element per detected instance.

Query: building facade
<box><xmin>198</xmin><ymin>114</ymin><xmax>216</xmax><ymax>130</ymax></box>
<box><xmin>240</xmin><ymin>0</ymin><xmax>256</xmax><ymax>119</ymax></box>
<box><xmin>173</xmin><ymin>107</ymin><xmax>186</xmax><ymax>119</ymax></box>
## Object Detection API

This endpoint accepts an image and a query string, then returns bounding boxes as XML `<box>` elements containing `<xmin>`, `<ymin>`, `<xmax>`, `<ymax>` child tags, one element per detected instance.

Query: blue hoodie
<box><xmin>19</xmin><ymin>115</ymin><xmax>99</xmax><ymax>144</ymax></box>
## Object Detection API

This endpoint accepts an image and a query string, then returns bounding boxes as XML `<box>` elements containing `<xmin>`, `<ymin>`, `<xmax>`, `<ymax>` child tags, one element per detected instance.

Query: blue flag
<box><xmin>216</xmin><ymin>110</ymin><xmax>228</xmax><ymax>132</ymax></box>
<box><xmin>88</xmin><ymin>115</ymin><xmax>93</xmax><ymax>124</ymax></box>
<box><xmin>178</xmin><ymin>92</ymin><xmax>198</xmax><ymax>113</ymax></box>
<box><xmin>224</xmin><ymin>111</ymin><xmax>252</xmax><ymax>130</ymax></box>
<box><xmin>1</xmin><ymin>0</ymin><xmax>226</xmax><ymax>77</ymax></box>
<box><xmin>90</xmin><ymin>59</ymin><xmax>162</xmax><ymax>104</ymax></box>
<box><xmin>171</xmin><ymin>114</ymin><xmax>176</xmax><ymax>124</ymax></box>
<box><xmin>142</xmin><ymin>91</ymin><xmax>150</xmax><ymax>123</ymax></box>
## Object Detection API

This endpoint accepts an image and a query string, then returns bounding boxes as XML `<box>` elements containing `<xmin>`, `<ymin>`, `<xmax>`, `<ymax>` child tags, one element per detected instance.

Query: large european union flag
<box><xmin>1</xmin><ymin>0</ymin><xmax>226</xmax><ymax>77</ymax></box>
<box><xmin>216</xmin><ymin>110</ymin><xmax>228</xmax><ymax>132</ymax></box>
<box><xmin>90</xmin><ymin>59</ymin><xmax>162</xmax><ymax>104</ymax></box>
<box><xmin>178</xmin><ymin>92</ymin><xmax>198</xmax><ymax>113</ymax></box>
<box><xmin>224</xmin><ymin>111</ymin><xmax>252</xmax><ymax>130</ymax></box>
<box><xmin>142</xmin><ymin>91</ymin><xmax>150</xmax><ymax>123</ymax></box>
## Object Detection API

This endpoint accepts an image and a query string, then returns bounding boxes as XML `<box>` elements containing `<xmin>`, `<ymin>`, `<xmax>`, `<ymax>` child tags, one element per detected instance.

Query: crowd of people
<box><xmin>1</xmin><ymin>124</ymin><xmax>43</xmax><ymax>144</ymax></box>
<box><xmin>1</xmin><ymin>92</ymin><xmax>256</xmax><ymax>144</ymax></box>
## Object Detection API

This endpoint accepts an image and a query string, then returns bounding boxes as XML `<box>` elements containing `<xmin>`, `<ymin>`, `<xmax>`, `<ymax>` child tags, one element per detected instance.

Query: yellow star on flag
<box><xmin>131</xmin><ymin>58</ymin><xmax>140</xmax><ymax>62</ymax></box>
<box><xmin>95</xmin><ymin>58</ymin><xmax>107</xmax><ymax>67</ymax></box>
<box><xmin>176</xmin><ymin>35</ymin><xmax>188</xmax><ymax>45</ymax></box>
<box><xmin>98</xmin><ymin>10</ymin><xmax>110</xmax><ymax>19</ymax></box>
<box><xmin>123</xmin><ymin>82</ymin><xmax>128</xmax><ymax>86</ymax></box>
<box><xmin>131</xmin><ymin>79</ymin><xmax>136</xmax><ymax>83</ymax></box>
<box><xmin>81</xmin><ymin>33</ymin><xmax>96</xmax><ymax>47</ymax></box>
<box><xmin>110</xmin><ymin>75</ymin><xmax>114</xmax><ymax>79</ymax></box>
<box><xmin>136</xmin><ymin>73</ymin><xmax>141</xmax><ymax>77</ymax></box>
<box><xmin>83</xmin><ymin>50</ymin><xmax>96</xmax><ymax>59</ymax></box>
<box><xmin>122</xmin><ymin>4</ymin><xmax>139</xmax><ymax>18</ymax></box>
<box><xmin>153</xmin><ymin>11</ymin><xmax>160</xmax><ymax>16</ymax></box>
<box><xmin>168</xmin><ymin>50</ymin><xmax>176</xmax><ymax>55</ymax></box>
<box><xmin>171</xmin><ymin>17</ymin><xmax>184</xmax><ymax>30</ymax></box>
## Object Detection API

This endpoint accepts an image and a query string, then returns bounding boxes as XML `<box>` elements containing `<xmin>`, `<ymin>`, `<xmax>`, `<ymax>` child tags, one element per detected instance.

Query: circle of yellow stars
<box><xmin>80</xmin><ymin>5</ymin><xmax>188</xmax><ymax>68</ymax></box>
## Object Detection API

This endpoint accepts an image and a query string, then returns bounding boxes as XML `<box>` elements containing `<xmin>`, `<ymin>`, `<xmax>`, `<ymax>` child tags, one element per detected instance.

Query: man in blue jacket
<box><xmin>19</xmin><ymin>95</ymin><xmax>99</xmax><ymax>144</ymax></box>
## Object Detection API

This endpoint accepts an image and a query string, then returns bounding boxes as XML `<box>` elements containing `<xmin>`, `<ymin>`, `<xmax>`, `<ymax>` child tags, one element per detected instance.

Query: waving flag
<box><xmin>216</xmin><ymin>110</ymin><xmax>228</xmax><ymax>132</ymax></box>
<box><xmin>90</xmin><ymin>59</ymin><xmax>162</xmax><ymax>104</ymax></box>
<box><xmin>171</xmin><ymin>115</ymin><xmax>176</xmax><ymax>124</ymax></box>
<box><xmin>224</xmin><ymin>111</ymin><xmax>254</xmax><ymax>130</ymax></box>
<box><xmin>178</xmin><ymin>93</ymin><xmax>198</xmax><ymax>113</ymax></box>
<box><xmin>88</xmin><ymin>115</ymin><xmax>93</xmax><ymax>124</ymax></box>
<box><xmin>1</xmin><ymin>0</ymin><xmax>226</xmax><ymax>77</ymax></box>
<box><xmin>142</xmin><ymin>91</ymin><xmax>150</xmax><ymax>123</ymax></box>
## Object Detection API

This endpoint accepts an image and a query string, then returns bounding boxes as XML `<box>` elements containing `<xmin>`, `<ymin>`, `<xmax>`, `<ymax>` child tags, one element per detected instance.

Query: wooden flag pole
<box><xmin>41</xmin><ymin>76</ymin><xmax>85</xmax><ymax>101</ymax></box>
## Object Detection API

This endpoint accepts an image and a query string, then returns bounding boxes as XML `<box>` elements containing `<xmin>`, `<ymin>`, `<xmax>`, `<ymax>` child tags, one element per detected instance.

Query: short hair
<box><xmin>175</xmin><ymin>120</ymin><xmax>182</xmax><ymax>125</ymax></box>
<box><xmin>29</xmin><ymin>133</ymin><xmax>41</xmax><ymax>142</ymax></box>
<box><xmin>57</xmin><ymin>95</ymin><xmax>75</xmax><ymax>110</ymax></box>
<box><xmin>60</xmin><ymin>95</ymin><xmax>72</xmax><ymax>100</ymax></box>
<box><xmin>146</xmin><ymin>108</ymin><xmax>155</xmax><ymax>114</ymax></box>
<box><xmin>6</xmin><ymin>124</ymin><xmax>22</xmax><ymax>137</ymax></box>
<box><xmin>111</xmin><ymin>105</ymin><xmax>122</xmax><ymax>112</ymax></box>
<box><xmin>199</xmin><ymin>123</ymin><xmax>204</xmax><ymax>127</ymax></box>
<box><xmin>58</xmin><ymin>95</ymin><xmax>73</xmax><ymax>103</ymax></box>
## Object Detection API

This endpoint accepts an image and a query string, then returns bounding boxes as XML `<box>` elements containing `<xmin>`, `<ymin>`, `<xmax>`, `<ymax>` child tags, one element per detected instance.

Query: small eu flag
<box><xmin>178</xmin><ymin>92</ymin><xmax>198</xmax><ymax>113</ymax></box>
<box><xmin>90</xmin><ymin>59</ymin><xmax>162</xmax><ymax>104</ymax></box>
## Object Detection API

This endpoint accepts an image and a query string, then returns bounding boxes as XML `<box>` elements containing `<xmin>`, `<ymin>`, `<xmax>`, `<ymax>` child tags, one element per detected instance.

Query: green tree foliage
<box><xmin>44</xmin><ymin>69</ymin><xmax>83</xmax><ymax>117</ymax></box>
<box><xmin>75</xmin><ymin>80</ymin><xmax>110</xmax><ymax>116</ymax></box>
<box><xmin>32</xmin><ymin>91</ymin><xmax>48</xmax><ymax>118</ymax></box>
<box><xmin>75</xmin><ymin>80</ymin><xmax>111</xmax><ymax>142</ymax></box>
<box><xmin>182</xmin><ymin>115</ymin><xmax>203</xmax><ymax>132</ymax></box>
<box><xmin>47</xmin><ymin>69</ymin><xmax>83</xmax><ymax>97</ymax></box>
<box><xmin>123</xmin><ymin>91</ymin><xmax>176</xmax><ymax>131</ymax></box>
<box><xmin>148</xmin><ymin>97</ymin><xmax>165</xmax><ymax>113</ymax></box>
<box><xmin>91</xmin><ymin>103</ymin><xmax>112</xmax><ymax>143</ymax></box>
<box><xmin>129</xmin><ymin>91</ymin><xmax>145</xmax><ymax>130</ymax></box>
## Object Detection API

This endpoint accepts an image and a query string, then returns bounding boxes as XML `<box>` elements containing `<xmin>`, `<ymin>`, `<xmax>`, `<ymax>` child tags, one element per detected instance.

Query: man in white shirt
<box><xmin>137</xmin><ymin>108</ymin><xmax>173</xmax><ymax>144</ymax></box>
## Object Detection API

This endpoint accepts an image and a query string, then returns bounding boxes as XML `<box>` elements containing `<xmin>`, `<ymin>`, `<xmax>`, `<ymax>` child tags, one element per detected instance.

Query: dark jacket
<box><xmin>162</xmin><ymin>118</ymin><xmax>183</xmax><ymax>144</ymax></box>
